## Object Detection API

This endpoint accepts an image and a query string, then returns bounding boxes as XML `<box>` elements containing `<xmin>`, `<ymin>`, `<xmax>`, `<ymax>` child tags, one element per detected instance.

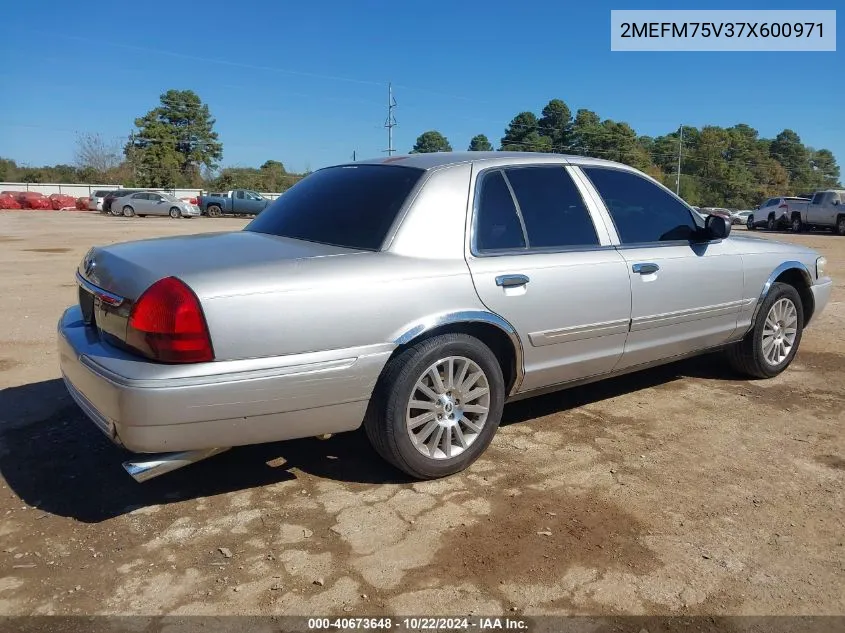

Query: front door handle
<box><xmin>495</xmin><ymin>274</ymin><xmax>530</xmax><ymax>288</ymax></box>
<box><xmin>632</xmin><ymin>263</ymin><xmax>660</xmax><ymax>275</ymax></box>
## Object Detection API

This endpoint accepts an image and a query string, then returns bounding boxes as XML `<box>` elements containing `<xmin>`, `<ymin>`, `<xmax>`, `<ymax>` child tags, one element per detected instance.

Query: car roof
<box><xmin>342</xmin><ymin>151</ymin><xmax>624</xmax><ymax>171</ymax></box>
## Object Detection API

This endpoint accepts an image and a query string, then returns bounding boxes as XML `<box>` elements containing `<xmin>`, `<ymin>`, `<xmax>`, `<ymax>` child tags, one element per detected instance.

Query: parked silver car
<box><xmin>112</xmin><ymin>191</ymin><xmax>200</xmax><ymax>218</ymax></box>
<box><xmin>58</xmin><ymin>153</ymin><xmax>832</xmax><ymax>482</ymax></box>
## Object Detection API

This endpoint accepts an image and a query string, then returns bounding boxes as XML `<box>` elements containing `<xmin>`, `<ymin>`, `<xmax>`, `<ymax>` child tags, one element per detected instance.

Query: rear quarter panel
<box><xmin>195</xmin><ymin>254</ymin><xmax>484</xmax><ymax>360</ymax></box>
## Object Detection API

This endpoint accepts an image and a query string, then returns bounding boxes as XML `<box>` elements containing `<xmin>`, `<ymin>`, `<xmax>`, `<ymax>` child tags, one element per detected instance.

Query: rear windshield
<box><xmin>245</xmin><ymin>164</ymin><xmax>424</xmax><ymax>250</ymax></box>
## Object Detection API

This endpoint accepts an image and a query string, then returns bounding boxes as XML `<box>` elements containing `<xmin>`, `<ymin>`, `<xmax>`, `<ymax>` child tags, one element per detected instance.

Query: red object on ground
<box><xmin>21</xmin><ymin>197</ymin><xmax>51</xmax><ymax>209</ymax></box>
<box><xmin>0</xmin><ymin>195</ymin><xmax>22</xmax><ymax>209</ymax></box>
<box><xmin>49</xmin><ymin>194</ymin><xmax>77</xmax><ymax>210</ymax></box>
<box><xmin>75</xmin><ymin>197</ymin><xmax>89</xmax><ymax>210</ymax></box>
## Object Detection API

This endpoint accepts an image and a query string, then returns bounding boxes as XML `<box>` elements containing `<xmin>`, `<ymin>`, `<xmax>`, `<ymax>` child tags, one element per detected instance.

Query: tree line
<box><xmin>411</xmin><ymin>98</ymin><xmax>841</xmax><ymax>208</ymax></box>
<box><xmin>1</xmin><ymin>89</ymin><xmax>307</xmax><ymax>194</ymax></box>
<box><xmin>4</xmin><ymin>90</ymin><xmax>839</xmax><ymax>208</ymax></box>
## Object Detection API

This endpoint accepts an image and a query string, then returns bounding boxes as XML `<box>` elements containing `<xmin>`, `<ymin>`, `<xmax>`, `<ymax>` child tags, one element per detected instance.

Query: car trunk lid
<box><xmin>76</xmin><ymin>231</ymin><xmax>366</xmax><ymax>357</ymax></box>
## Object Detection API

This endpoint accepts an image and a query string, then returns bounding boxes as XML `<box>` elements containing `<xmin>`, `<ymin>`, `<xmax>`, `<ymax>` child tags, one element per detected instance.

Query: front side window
<box><xmin>474</xmin><ymin>170</ymin><xmax>525</xmax><ymax>252</ymax></box>
<box><xmin>504</xmin><ymin>166</ymin><xmax>599</xmax><ymax>249</ymax></box>
<box><xmin>582</xmin><ymin>167</ymin><xmax>698</xmax><ymax>244</ymax></box>
<box><xmin>246</xmin><ymin>164</ymin><xmax>424</xmax><ymax>251</ymax></box>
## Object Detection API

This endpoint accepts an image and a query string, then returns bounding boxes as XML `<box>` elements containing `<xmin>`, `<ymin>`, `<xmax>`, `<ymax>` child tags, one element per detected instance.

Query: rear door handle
<box><xmin>632</xmin><ymin>263</ymin><xmax>660</xmax><ymax>275</ymax></box>
<box><xmin>495</xmin><ymin>274</ymin><xmax>530</xmax><ymax>288</ymax></box>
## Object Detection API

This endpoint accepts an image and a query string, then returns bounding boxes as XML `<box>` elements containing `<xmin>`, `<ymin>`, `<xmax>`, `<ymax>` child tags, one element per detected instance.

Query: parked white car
<box><xmin>88</xmin><ymin>189</ymin><xmax>116</xmax><ymax>212</ymax></box>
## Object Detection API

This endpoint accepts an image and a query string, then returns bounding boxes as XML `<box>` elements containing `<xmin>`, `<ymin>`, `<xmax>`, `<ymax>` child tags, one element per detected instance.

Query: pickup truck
<box><xmin>196</xmin><ymin>189</ymin><xmax>272</xmax><ymax>217</ymax></box>
<box><xmin>791</xmin><ymin>189</ymin><xmax>845</xmax><ymax>235</ymax></box>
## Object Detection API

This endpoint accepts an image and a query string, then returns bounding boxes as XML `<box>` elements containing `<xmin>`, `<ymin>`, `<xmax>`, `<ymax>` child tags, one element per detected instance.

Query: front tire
<box><xmin>122</xmin><ymin>205</ymin><xmax>135</xmax><ymax>218</ymax></box>
<box><xmin>364</xmin><ymin>333</ymin><xmax>505</xmax><ymax>479</ymax></box>
<box><xmin>725</xmin><ymin>282</ymin><xmax>804</xmax><ymax>379</ymax></box>
<box><xmin>791</xmin><ymin>215</ymin><xmax>803</xmax><ymax>233</ymax></box>
<box><xmin>746</xmin><ymin>216</ymin><xmax>755</xmax><ymax>230</ymax></box>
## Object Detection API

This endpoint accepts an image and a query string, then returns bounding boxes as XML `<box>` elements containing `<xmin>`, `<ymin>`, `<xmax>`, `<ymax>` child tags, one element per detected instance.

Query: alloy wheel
<box><xmin>762</xmin><ymin>298</ymin><xmax>798</xmax><ymax>366</ymax></box>
<box><xmin>405</xmin><ymin>356</ymin><xmax>490</xmax><ymax>460</ymax></box>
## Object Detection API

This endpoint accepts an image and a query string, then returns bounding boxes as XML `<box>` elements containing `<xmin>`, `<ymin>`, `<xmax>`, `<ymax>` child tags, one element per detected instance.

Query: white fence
<box><xmin>0</xmin><ymin>182</ymin><xmax>283</xmax><ymax>201</ymax></box>
<box><xmin>1</xmin><ymin>182</ymin><xmax>122</xmax><ymax>197</ymax></box>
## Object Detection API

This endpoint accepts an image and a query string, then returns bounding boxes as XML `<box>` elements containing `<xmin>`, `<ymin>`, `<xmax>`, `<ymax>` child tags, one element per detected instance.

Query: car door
<box><xmin>578</xmin><ymin>165</ymin><xmax>745</xmax><ymax>370</ymax></box>
<box><xmin>466</xmin><ymin>164</ymin><xmax>632</xmax><ymax>392</ymax></box>
<box><xmin>141</xmin><ymin>193</ymin><xmax>161</xmax><ymax>215</ymax></box>
<box><xmin>126</xmin><ymin>193</ymin><xmax>146</xmax><ymax>214</ymax></box>
<box><xmin>232</xmin><ymin>190</ymin><xmax>247</xmax><ymax>214</ymax></box>
<box><xmin>244</xmin><ymin>191</ymin><xmax>264</xmax><ymax>214</ymax></box>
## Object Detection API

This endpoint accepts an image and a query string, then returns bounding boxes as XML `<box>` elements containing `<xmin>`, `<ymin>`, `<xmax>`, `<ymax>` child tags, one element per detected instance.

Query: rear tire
<box><xmin>122</xmin><ymin>206</ymin><xmax>135</xmax><ymax>218</ymax></box>
<box><xmin>725</xmin><ymin>282</ymin><xmax>804</xmax><ymax>379</ymax></box>
<box><xmin>169</xmin><ymin>207</ymin><xmax>182</xmax><ymax>219</ymax></box>
<box><xmin>207</xmin><ymin>205</ymin><xmax>222</xmax><ymax>218</ymax></box>
<box><xmin>363</xmin><ymin>333</ymin><xmax>505</xmax><ymax>480</ymax></box>
<box><xmin>837</xmin><ymin>215</ymin><xmax>845</xmax><ymax>236</ymax></box>
<box><xmin>767</xmin><ymin>215</ymin><xmax>776</xmax><ymax>231</ymax></box>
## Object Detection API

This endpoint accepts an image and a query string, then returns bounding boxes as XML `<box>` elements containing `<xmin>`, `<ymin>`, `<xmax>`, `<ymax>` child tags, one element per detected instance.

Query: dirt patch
<box><xmin>814</xmin><ymin>454</ymin><xmax>845</xmax><ymax>471</ymax></box>
<box><xmin>0</xmin><ymin>357</ymin><xmax>21</xmax><ymax>372</ymax></box>
<box><xmin>419</xmin><ymin>486</ymin><xmax>658</xmax><ymax>590</ymax></box>
<box><xmin>0</xmin><ymin>235</ymin><xmax>21</xmax><ymax>242</ymax></box>
<box><xmin>794</xmin><ymin>350</ymin><xmax>845</xmax><ymax>372</ymax></box>
<box><xmin>24</xmin><ymin>247</ymin><xmax>72</xmax><ymax>253</ymax></box>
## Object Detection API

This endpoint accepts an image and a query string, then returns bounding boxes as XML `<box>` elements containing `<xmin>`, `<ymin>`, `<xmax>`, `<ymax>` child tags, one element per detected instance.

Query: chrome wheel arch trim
<box><xmin>392</xmin><ymin>310</ymin><xmax>525</xmax><ymax>396</ymax></box>
<box><xmin>749</xmin><ymin>260</ymin><xmax>813</xmax><ymax>329</ymax></box>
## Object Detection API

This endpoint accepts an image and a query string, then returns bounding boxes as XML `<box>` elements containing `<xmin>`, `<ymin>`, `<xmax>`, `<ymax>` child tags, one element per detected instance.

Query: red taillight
<box><xmin>127</xmin><ymin>277</ymin><xmax>214</xmax><ymax>363</ymax></box>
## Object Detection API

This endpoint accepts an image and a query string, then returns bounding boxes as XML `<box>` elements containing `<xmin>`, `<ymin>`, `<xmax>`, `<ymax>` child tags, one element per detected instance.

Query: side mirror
<box><xmin>834</xmin><ymin>199</ymin><xmax>840</xmax><ymax>206</ymax></box>
<box><xmin>705</xmin><ymin>214</ymin><xmax>731</xmax><ymax>240</ymax></box>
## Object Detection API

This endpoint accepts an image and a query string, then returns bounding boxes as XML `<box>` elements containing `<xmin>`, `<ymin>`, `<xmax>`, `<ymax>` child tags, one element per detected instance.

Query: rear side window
<box><xmin>503</xmin><ymin>166</ymin><xmax>598</xmax><ymax>248</ymax></box>
<box><xmin>474</xmin><ymin>170</ymin><xmax>526</xmax><ymax>252</ymax></box>
<box><xmin>246</xmin><ymin>165</ymin><xmax>423</xmax><ymax>251</ymax></box>
<box><xmin>583</xmin><ymin>167</ymin><xmax>697</xmax><ymax>244</ymax></box>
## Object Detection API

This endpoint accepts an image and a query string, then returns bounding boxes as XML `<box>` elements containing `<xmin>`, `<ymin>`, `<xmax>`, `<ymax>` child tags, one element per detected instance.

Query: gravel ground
<box><xmin>0</xmin><ymin>210</ymin><xmax>842</xmax><ymax>617</ymax></box>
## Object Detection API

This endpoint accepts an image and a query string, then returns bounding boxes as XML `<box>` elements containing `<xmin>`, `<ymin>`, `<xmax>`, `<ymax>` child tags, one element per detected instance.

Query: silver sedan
<box><xmin>113</xmin><ymin>191</ymin><xmax>200</xmax><ymax>218</ymax></box>
<box><xmin>59</xmin><ymin>153</ymin><xmax>832</xmax><ymax>482</ymax></box>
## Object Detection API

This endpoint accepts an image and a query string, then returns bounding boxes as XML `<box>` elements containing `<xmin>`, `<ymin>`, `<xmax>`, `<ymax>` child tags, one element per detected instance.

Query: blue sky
<box><xmin>1</xmin><ymin>0</ymin><xmax>842</xmax><ymax>174</ymax></box>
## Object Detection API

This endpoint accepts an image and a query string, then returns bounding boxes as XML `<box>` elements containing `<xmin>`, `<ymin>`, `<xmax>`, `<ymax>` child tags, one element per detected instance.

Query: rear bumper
<box><xmin>58</xmin><ymin>306</ymin><xmax>392</xmax><ymax>453</ymax></box>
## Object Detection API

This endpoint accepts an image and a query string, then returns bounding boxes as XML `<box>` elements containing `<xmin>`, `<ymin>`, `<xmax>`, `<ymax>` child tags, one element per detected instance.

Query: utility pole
<box><xmin>384</xmin><ymin>82</ymin><xmax>397</xmax><ymax>155</ymax></box>
<box><xmin>128</xmin><ymin>131</ymin><xmax>137</xmax><ymax>182</ymax></box>
<box><xmin>676</xmin><ymin>124</ymin><xmax>683</xmax><ymax>196</ymax></box>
